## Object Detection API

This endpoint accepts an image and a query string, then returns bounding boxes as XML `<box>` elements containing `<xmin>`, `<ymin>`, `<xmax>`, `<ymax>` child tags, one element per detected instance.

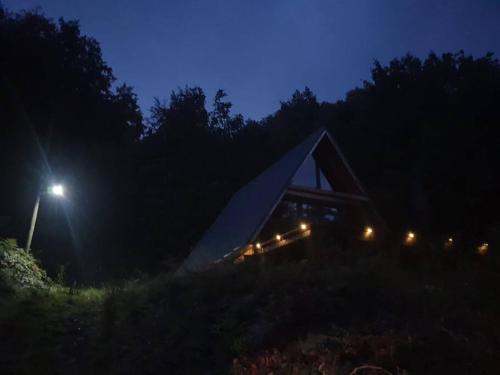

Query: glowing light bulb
<box><xmin>275</xmin><ymin>234</ymin><xmax>281</xmax><ymax>241</ymax></box>
<box><xmin>478</xmin><ymin>243</ymin><xmax>489</xmax><ymax>255</ymax></box>
<box><xmin>363</xmin><ymin>226</ymin><xmax>374</xmax><ymax>239</ymax></box>
<box><xmin>300</xmin><ymin>223</ymin><xmax>307</xmax><ymax>231</ymax></box>
<box><xmin>255</xmin><ymin>243</ymin><xmax>261</xmax><ymax>249</ymax></box>
<box><xmin>444</xmin><ymin>237</ymin><xmax>454</xmax><ymax>250</ymax></box>
<box><xmin>405</xmin><ymin>231</ymin><xmax>416</xmax><ymax>245</ymax></box>
<box><xmin>49</xmin><ymin>184</ymin><xmax>64</xmax><ymax>197</ymax></box>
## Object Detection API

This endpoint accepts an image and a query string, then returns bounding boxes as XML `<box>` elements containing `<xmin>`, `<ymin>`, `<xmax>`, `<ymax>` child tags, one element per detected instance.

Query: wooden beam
<box><xmin>315</xmin><ymin>159</ymin><xmax>321</xmax><ymax>189</ymax></box>
<box><xmin>286</xmin><ymin>185</ymin><xmax>369</xmax><ymax>206</ymax></box>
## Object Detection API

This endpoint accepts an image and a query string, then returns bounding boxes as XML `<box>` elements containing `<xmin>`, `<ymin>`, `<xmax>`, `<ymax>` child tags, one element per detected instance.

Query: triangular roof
<box><xmin>179</xmin><ymin>127</ymin><xmax>368</xmax><ymax>272</ymax></box>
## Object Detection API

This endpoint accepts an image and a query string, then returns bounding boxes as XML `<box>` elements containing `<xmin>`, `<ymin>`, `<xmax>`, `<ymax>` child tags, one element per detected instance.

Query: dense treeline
<box><xmin>0</xmin><ymin>8</ymin><xmax>143</xmax><ymax>280</ymax></box>
<box><xmin>1</xmin><ymin>8</ymin><xmax>499</xmax><ymax>281</ymax></box>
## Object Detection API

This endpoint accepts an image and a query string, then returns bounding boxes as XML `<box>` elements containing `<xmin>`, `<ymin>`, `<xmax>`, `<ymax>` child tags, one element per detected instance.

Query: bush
<box><xmin>0</xmin><ymin>238</ymin><xmax>51</xmax><ymax>290</ymax></box>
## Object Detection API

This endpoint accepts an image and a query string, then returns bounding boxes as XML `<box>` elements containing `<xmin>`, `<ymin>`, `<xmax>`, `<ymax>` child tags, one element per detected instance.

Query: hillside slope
<box><xmin>1</xmin><ymin>249</ymin><xmax>499</xmax><ymax>374</ymax></box>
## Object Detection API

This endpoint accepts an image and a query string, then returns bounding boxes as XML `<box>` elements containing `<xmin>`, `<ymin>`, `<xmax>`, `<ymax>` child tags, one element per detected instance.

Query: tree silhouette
<box><xmin>0</xmin><ymin>8</ymin><xmax>143</xmax><ymax>280</ymax></box>
<box><xmin>2</xmin><ymin>5</ymin><xmax>499</xmax><ymax>279</ymax></box>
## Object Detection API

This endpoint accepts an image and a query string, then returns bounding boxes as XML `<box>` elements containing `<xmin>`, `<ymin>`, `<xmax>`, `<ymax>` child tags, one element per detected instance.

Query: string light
<box><xmin>249</xmin><ymin>224</ymin><xmax>491</xmax><ymax>259</ymax></box>
<box><xmin>363</xmin><ymin>226</ymin><xmax>374</xmax><ymax>240</ymax></box>
<box><xmin>405</xmin><ymin>231</ymin><xmax>416</xmax><ymax>245</ymax></box>
<box><xmin>478</xmin><ymin>243</ymin><xmax>489</xmax><ymax>255</ymax></box>
<box><xmin>236</xmin><ymin>222</ymin><xmax>311</xmax><ymax>263</ymax></box>
<box><xmin>444</xmin><ymin>237</ymin><xmax>454</xmax><ymax>250</ymax></box>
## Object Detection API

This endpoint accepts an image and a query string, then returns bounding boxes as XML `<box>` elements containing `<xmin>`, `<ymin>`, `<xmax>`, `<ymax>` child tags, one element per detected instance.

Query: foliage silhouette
<box><xmin>1</xmin><ymin>6</ymin><xmax>499</xmax><ymax>280</ymax></box>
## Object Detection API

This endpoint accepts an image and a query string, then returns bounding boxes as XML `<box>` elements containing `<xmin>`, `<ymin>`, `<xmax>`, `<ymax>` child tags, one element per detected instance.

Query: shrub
<box><xmin>0</xmin><ymin>238</ymin><xmax>51</xmax><ymax>289</ymax></box>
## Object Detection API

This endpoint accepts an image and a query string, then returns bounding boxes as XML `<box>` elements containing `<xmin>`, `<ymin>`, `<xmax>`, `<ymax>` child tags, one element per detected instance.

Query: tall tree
<box><xmin>209</xmin><ymin>89</ymin><xmax>244</xmax><ymax>138</ymax></box>
<box><xmin>324</xmin><ymin>52</ymin><xmax>500</xmax><ymax>239</ymax></box>
<box><xmin>0</xmin><ymin>8</ymin><xmax>143</xmax><ymax>280</ymax></box>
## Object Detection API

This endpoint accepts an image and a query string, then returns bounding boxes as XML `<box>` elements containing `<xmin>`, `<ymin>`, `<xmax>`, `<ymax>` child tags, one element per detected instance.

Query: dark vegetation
<box><xmin>1</xmin><ymin>6</ymin><xmax>500</xmax><ymax>374</ymax></box>
<box><xmin>1</xmin><ymin>8</ymin><xmax>499</xmax><ymax>281</ymax></box>
<box><xmin>1</xmin><ymin>241</ymin><xmax>500</xmax><ymax>374</ymax></box>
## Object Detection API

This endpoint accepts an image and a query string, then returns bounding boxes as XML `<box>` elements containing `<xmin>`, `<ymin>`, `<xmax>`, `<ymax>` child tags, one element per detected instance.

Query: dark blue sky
<box><xmin>4</xmin><ymin>0</ymin><xmax>500</xmax><ymax>119</ymax></box>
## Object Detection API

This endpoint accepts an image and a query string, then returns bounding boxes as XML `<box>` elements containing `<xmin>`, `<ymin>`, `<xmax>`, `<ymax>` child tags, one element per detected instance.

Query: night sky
<box><xmin>4</xmin><ymin>0</ymin><xmax>500</xmax><ymax>119</ymax></box>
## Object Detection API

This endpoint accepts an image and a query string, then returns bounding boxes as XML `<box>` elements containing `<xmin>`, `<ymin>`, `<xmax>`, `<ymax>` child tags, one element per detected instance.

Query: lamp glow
<box><xmin>478</xmin><ymin>243</ymin><xmax>489</xmax><ymax>255</ymax></box>
<box><xmin>363</xmin><ymin>226</ymin><xmax>374</xmax><ymax>240</ymax></box>
<box><xmin>255</xmin><ymin>242</ymin><xmax>261</xmax><ymax>249</ymax></box>
<box><xmin>405</xmin><ymin>231</ymin><xmax>416</xmax><ymax>245</ymax></box>
<box><xmin>25</xmin><ymin>182</ymin><xmax>65</xmax><ymax>251</ymax></box>
<box><xmin>300</xmin><ymin>223</ymin><xmax>307</xmax><ymax>231</ymax></box>
<box><xmin>49</xmin><ymin>184</ymin><xmax>64</xmax><ymax>197</ymax></box>
<box><xmin>444</xmin><ymin>237</ymin><xmax>454</xmax><ymax>250</ymax></box>
<box><xmin>275</xmin><ymin>234</ymin><xmax>282</xmax><ymax>241</ymax></box>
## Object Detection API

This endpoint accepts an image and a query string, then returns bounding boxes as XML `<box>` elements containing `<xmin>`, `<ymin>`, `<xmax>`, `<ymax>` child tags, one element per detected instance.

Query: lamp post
<box><xmin>25</xmin><ymin>184</ymin><xmax>65</xmax><ymax>251</ymax></box>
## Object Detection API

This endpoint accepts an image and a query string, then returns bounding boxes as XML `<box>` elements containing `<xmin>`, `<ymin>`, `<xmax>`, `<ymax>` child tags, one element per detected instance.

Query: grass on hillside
<box><xmin>1</xmin><ymin>249</ymin><xmax>500</xmax><ymax>374</ymax></box>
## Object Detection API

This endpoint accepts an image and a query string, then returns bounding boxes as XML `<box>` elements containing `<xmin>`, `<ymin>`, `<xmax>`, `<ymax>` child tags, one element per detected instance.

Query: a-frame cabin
<box><xmin>179</xmin><ymin>127</ymin><xmax>384</xmax><ymax>273</ymax></box>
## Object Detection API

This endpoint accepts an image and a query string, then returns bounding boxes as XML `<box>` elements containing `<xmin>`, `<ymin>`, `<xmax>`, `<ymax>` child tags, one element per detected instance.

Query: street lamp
<box><xmin>49</xmin><ymin>184</ymin><xmax>64</xmax><ymax>197</ymax></box>
<box><xmin>25</xmin><ymin>184</ymin><xmax>65</xmax><ymax>251</ymax></box>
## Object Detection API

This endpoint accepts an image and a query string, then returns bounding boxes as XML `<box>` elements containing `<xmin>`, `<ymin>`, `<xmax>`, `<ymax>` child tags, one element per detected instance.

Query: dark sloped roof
<box><xmin>179</xmin><ymin>127</ymin><xmax>362</xmax><ymax>272</ymax></box>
